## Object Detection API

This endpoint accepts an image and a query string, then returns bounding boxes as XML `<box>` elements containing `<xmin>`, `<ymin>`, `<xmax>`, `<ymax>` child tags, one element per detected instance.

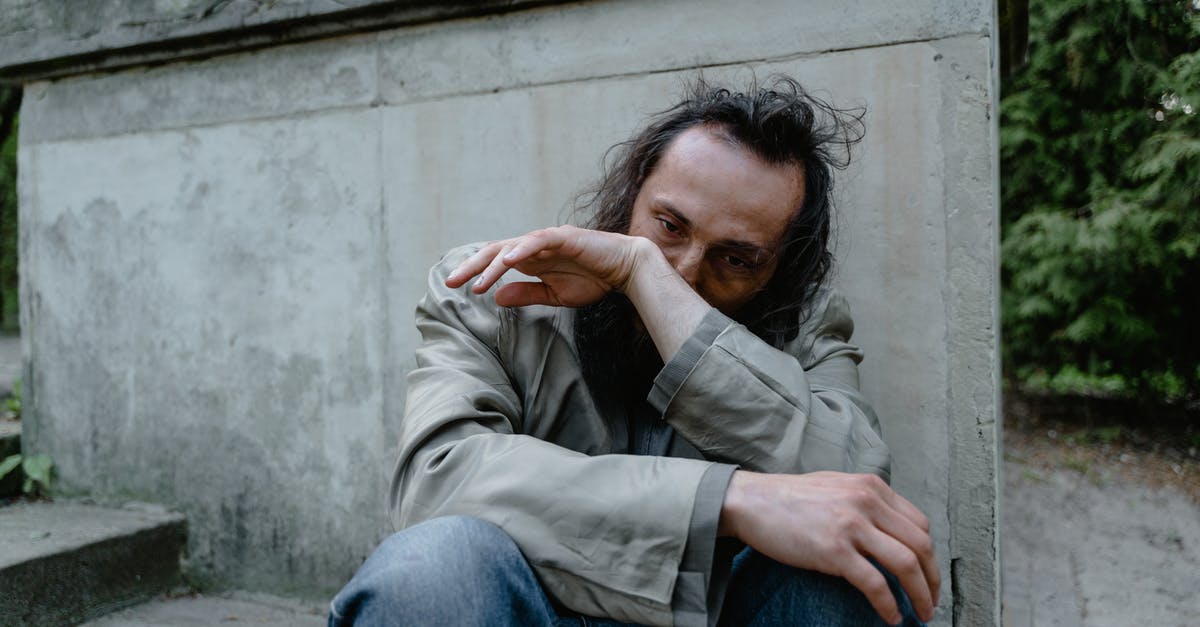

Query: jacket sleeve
<box><xmin>389</xmin><ymin>246</ymin><xmax>719</xmax><ymax>626</ymax></box>
<box><xmin>647</xmin><ymin>290</ymin><xmax>892</xmax><ymax>481</ymax></box>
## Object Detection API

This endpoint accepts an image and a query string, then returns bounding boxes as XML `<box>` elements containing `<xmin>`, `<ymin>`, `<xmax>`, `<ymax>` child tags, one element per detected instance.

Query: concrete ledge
<box><xmin>2</xmin><ymin>0</ymin><xmax>992</xmax><ymax>86</ymax></box>
<box><xmin>0</xmin><ymin>500</ymin><xmax>187</xmax><ymax>626</ymax></box>
<box><xmin>0</xmin><ymin>0</ymin><xmax>572</xmax><ymax>84</ymax></box>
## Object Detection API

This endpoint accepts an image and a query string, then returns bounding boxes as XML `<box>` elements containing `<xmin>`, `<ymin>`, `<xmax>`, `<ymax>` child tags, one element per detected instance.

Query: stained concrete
<box><xmin>21</xmin><ymin>108</ymin><xmax>390</xmax><ymax>597</ymax></box>
<box><xmin>7</xmin><ymin>0</ymin><xmax>1000</xmax><ymax>623</ymax></box>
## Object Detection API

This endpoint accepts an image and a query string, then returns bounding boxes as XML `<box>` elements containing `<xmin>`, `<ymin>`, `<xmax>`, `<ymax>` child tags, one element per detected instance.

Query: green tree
<box><xmin>1000</xmin><ymin>0</ymin><xmax>1200</xmax><ymax>399</ymax></box>
<box><xmin>0</xmin><ymin>86</ymin><xmax>18</xmax><ymax>332</ymax></box>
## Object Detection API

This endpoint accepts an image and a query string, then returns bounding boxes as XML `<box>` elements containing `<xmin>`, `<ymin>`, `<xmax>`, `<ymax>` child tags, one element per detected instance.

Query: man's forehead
<box><xmin>652</xmin><ymin>127</ymin><xmax>804</xmax><ymax>247</ymax></box>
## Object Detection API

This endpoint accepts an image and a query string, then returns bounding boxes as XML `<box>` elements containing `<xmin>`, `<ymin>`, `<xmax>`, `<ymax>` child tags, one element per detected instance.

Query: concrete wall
<box><xmin>5</xmin><ymin>0</ymin><xmax>1000</xmax><ymax>623</ymax></box>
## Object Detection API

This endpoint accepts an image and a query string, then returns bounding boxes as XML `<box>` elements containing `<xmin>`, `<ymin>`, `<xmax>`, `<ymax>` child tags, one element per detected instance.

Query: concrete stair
<box><xmin>0</xmin><ymin>335</ymin><xmax>326</xmax><ymax>627</ymax></box>
<box><xmin>0</xmin><ymin>498</ymin><xmax>327</xmax><ymax>626</ymax></box>
<box><xmin>0</xmin><ymin>499</ymin><xmax>187</xmax><ymax>626</ymax></box>
<box><xmin>82</xmin><ymin>591</ymin><xmax>327</xmax><ymax>626</ymax></box>
<box><xmin>0</xmin><ymin>421</ymin><xmax>326</xmax><ymax>626</ymax></box>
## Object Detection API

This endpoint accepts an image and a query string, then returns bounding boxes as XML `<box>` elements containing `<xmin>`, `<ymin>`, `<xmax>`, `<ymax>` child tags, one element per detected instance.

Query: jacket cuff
<box><xmin>671</xmin><ymin>462</ymin><xmax>737</xmax><ymax>627</ymax></box>
<box><xmin>648</xmin><ymin>308</ymin><xmax>734</xmax><ymax>415</ymax></box>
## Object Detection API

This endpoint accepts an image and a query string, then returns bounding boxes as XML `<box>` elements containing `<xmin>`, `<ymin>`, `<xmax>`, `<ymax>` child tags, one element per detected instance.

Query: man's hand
<box><xmin>720</xmin><ymin>470</ymin><xmax>940</xmax><ymax>625</ymax></box>
<box><xmin>445</xmin><ymin>226</ymin><xmax>653</xmax><ymax>308</ymax></box>
<box><xmin>447</xmin><ymin>226</ymin><xmax>711</xmax><ymax>360</ymax></box>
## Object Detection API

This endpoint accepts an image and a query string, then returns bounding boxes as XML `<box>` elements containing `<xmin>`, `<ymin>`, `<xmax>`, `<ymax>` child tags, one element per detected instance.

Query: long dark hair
<box><xmin>578</xmin><ymin>76</ymin><xmax>865</xmax><ymax>347</ymax></box>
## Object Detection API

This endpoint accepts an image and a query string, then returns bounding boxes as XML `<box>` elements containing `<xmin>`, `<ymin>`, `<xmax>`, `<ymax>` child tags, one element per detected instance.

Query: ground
<box><xmin>1001</xmin><ymin>392</ymin><xmax>1200</xmax><ymax>627</ymax></box>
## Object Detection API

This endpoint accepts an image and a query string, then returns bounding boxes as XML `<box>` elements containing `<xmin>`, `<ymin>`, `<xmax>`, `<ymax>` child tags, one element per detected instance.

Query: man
<box><xmin>330</xmin><ymin>77</ymin><xmax>939</xmax><ymax>626</ymax></box>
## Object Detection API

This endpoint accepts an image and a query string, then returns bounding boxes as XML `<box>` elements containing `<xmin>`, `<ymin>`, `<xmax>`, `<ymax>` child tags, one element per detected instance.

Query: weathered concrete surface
<box><xmin>12</xmin><ymin>0</ymin><xmax>1000</xmax><ymax>623</ymax></box>
<box><xmin>84</xmin><ymin>591</ymin><xmax>325</xmax><ymax>627</ymax></box>
<box><xmin>1002</xmin><ymin>461</ymin><xmax>1200</xmax><ymax>627</ymax></box>
<box><xmin>21</xmin><ymin>108</ymin><xmax>390</xmax><ymax>598</ymax></box>
<box><xmin>0</xmin><ymin>500</ymin><xmax>187</xmax><ymax>625</ymax></box>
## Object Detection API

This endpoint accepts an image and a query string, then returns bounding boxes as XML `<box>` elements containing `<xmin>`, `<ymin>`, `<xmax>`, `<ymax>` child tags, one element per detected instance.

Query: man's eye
<box><xmin>657</xmin><ymin>218</ymin><xmax>681</xmax><ymax>235</ymax></box>
<box><xmin>724</xmin><ymin>255</ymin><xmax>753</xmax><ymax>269</ymax></box>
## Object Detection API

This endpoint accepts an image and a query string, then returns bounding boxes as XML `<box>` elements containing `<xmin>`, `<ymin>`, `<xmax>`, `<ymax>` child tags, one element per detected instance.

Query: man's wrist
<box><xmin>622</xmin><ymin>236</ymin><xmax>700</xmax><ymax>314</ymax></box>
<box><xmin>718</xmin><ymin>470</ymin><xmax>748</xmax><ymax>539</ymax></box>
<box><xmin>620</xmin><ymin>236</ymin><xmax>669</xmax><ymax>296</ymax></box>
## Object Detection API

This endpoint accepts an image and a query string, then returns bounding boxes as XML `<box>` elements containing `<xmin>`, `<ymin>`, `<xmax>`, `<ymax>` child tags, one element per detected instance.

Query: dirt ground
<box><xmin>1004</xmin><ymin>393</ymin><xmax>1200</xmax><ymax>502</ymax></box>
<box><xmin>1001</xmin><ymin>392</ymin><xmax>1200</xmax><ymax>627</ymax></box>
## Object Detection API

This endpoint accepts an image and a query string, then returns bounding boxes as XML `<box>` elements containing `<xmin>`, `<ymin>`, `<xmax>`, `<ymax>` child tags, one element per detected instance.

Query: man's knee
<box><xmin>329</xmin><ymin>515</ymin><xmax>534</xmax><ymax>625</ymax></box>
<box><xmin>382</xmin><ymin>515</ymin><xmax>523</xmax><ymax>575</ymax></box>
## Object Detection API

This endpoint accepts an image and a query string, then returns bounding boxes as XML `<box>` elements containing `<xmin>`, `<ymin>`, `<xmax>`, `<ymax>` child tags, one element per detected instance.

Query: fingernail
<box><xmin>473</xmin><ymin>277</ymin><xmax>484</xmax><ymax>288</ymax></box>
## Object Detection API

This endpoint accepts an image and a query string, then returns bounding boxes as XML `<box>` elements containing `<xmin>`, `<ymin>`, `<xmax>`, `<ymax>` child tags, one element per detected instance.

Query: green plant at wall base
<box><xmin>1000</xmin><ymin>0</ymin><xmax>1200</xmax><ymax>400</ymax></box>
<box><xmin>0</xmin><ymin>453</ymin><xmax>53</xmax><ymax>496</ymax></box>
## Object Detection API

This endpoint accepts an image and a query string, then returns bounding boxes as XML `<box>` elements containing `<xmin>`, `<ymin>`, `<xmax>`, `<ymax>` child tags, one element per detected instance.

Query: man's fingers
<box><xmin>446</xmin><ymin>242</ymin><xmax>507</xmax><ymax>288</ymax></box>
<box><xmin>855</xmin><ymin>477</ymin><xmax>939</xmax><ymax>608</ymax></box>
<box><xmin>840</xmin><ymin>473</ymin><xmax>938</xmax><ymax>609</ymax></box>
<box><xmin>842</xmin><ymin>557</ymin><xmax>902</xmax><ymax>626</ymax></box>
<box><xmin>857</xmin><ymin>530</ymin><xmax>935</xmax><ymax>623</ymax></box>
<box><xmin>447</xmin><ymin>230</ymin><xmax>575</xmax><ymax>292</ymax></box>
<box><xmin>471</xmin><ymin>242</ymin><xmax>520</xmax><ymax>293</ymax></box>
<box><xmin>868</xmin><ymin>499</ymin><xmax>940</xmax><ymax>610</ymax></box>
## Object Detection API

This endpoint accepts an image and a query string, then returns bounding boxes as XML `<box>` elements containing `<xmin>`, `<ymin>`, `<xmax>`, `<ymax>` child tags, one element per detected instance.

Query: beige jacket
<box><xmin>390</xmin><ymin>244</ymin><xmax>891</xmax><ymax>626</ymax></box>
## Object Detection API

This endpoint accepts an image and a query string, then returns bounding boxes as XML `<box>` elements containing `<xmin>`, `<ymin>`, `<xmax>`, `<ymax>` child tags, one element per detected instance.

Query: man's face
<box><xmin>628</xmin><ymin>126</ymin><xmax>804</xmax><ymax>316</ymax></box>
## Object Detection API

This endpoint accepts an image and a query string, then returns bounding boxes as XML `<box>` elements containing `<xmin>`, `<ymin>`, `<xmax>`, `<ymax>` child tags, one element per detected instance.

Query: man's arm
<box><xmin>454</xmin><ymin>226</ymin><xmax>939</xmax><ymax>624</ymax></box>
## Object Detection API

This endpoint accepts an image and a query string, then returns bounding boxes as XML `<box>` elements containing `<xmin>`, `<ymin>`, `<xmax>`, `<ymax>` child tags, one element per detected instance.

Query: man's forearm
<box><xmin>623</xmin><ymin>241</ymin><xmax>712</xmax><ymax>363</ymax></box>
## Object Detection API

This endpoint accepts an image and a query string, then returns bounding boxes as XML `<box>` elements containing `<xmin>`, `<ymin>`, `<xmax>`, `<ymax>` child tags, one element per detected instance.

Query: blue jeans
<box><xmin>329</xmin><ymin>516</ymin><xmax>925</xmax><ymax>626</ymax></box>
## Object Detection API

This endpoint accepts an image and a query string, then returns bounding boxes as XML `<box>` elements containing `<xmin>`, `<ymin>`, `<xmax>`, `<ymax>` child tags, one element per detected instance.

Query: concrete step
<box><xmin>82</xmin><ymin>591</ymin><xmax>327</xmax><ymax>626</ymax></box>
<box><xmin>0</xmin><ymin>499</ymin><xmax>187</xmax><ymax>626</ymax></box>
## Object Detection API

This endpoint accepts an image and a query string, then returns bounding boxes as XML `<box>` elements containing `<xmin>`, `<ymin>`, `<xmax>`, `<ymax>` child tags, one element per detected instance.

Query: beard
<box><xmin>572</xmin><ymin>292</ymin><xmax>664</xmax><ymax>408</ymax></box>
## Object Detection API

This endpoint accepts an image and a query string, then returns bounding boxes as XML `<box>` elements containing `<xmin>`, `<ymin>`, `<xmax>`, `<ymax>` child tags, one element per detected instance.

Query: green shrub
<box><xmin>1001</xmin><ymin>0</ymin><xmax>1200</xmax><ymax>400</ymax></box>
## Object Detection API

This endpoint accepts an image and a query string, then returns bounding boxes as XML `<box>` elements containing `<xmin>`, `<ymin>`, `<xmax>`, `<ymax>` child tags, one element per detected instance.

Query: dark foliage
<box><xmin>1000</xmin><ymin>0</ymin><xmax>1200</xmax><ymax>399</ymax></box>
<box><xmin>0</xmin><ymin>87</ymin><xmax>18</xmax><ymax>332</ymax></box>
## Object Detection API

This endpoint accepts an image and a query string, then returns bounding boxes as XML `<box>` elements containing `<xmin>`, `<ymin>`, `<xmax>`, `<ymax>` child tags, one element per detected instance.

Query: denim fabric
<box><xmin>718</xmin><ymin>549</ymin><xmax>925</xmax><ymax>627</ymax></box>
<box><xmin>329</xmin><ymin>516</ymin><xmax>925</xmax><ymax>627</ymax></box>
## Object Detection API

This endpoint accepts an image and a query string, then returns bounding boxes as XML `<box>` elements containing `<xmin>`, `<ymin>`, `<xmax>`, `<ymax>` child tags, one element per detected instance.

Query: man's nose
<box><xmin>671</xmin><ymin>244</ymin><xmax>705</xmax><ymax>289</ymax></box>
